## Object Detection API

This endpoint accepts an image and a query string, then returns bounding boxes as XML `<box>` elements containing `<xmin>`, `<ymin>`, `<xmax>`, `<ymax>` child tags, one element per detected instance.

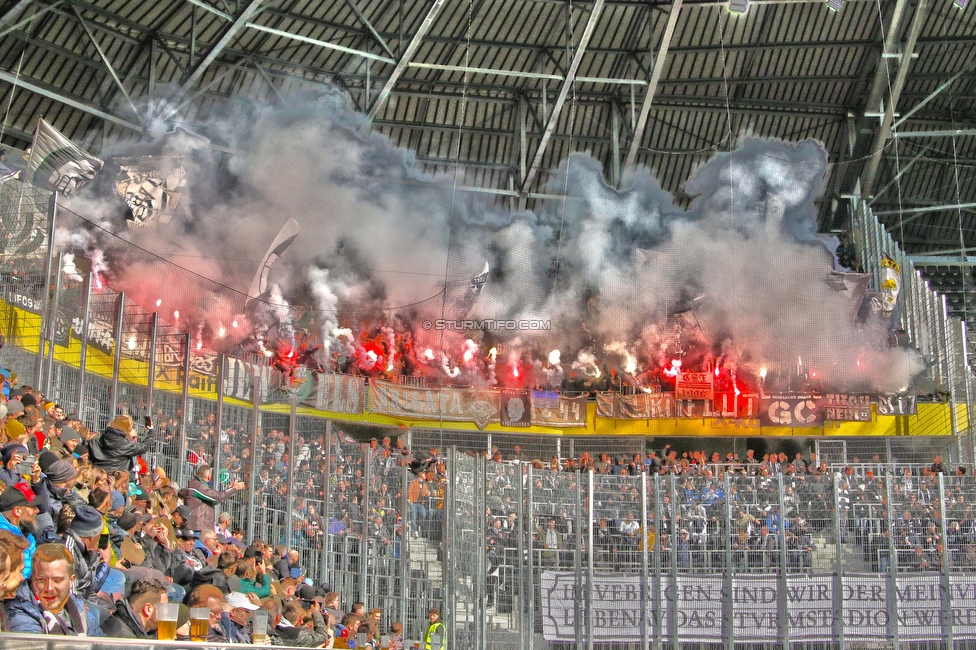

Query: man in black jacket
<box><xmin>185</xmin><ymin>549</ymin><xmax>236</xmax><ymax>599</ymax></box>
<box><xmin>275</xmin><ymin>600</ymin><xmax>330</xmax><ymax>647</ymax></box>
<box><xmin>89</xmin><ymin>416</ymin><xmax>148</xmax><ymax>474</ymax></box>
<box><xmin>101</xmin><ymin>578</ymin><xmax>168</xmax><ymax>638</ymax></box>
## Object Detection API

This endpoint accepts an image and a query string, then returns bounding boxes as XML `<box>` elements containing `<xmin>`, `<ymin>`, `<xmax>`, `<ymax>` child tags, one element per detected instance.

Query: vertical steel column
<box><xmin>44</xmin><ymin>252</ymin><xmax>64</xmax><ymax>397</ymax></box>
<box><xmin>398</xmin><ymin>463</ymin><xmax>409</xmax><ymax>636</ymax></box>
<box><xmin>586</xmin><ymin>470</ymin><xmax>594</xmax><ymax>650</ymax></box>
<box><xmin>517</xmin><ymin>463</ymin><xmax>527</xmax><ymax>650</ymax></box>
<box><xmin>527</xmin><ymin>466</ymin><xmax>535</xmax><ymax>650</ymax></box>
<box><xmin>776</xmin><ymin>474</ymin><xmax>789</xmax><ymax>650</ymax></box>
<box><xmin>668</xmin><ymin>474</ymin><xmax>678</xmax><ymax>650</ymax></box>
<box><xmin>359</xmin><ymin>441</ymin><xmax>370</xmax><ymax>601</ymax></box>
<box><xmin>640</xmin><ymin>473</ymin><xmax>650</xmax><ymax>650</ymax></box>
<box><xmin>556</xmin><ymin>438</ymin><xmax>562</xmax><ymax>464</ymax></box>
<box><xmin>486</xmin><ymin>433</ymin><xmax>492</xmax><ymax>457</ymax></box>
<box><xmin>652</xmin><ymin>475</ymin><xmax>662</xmax><ymax>650</ymax></box>
<box><xmin>832</xmin><ymin>472</ymin><xmax>846</xmax><ymax>650</ymax></box>
<box><xmin>573</xmin><ymin>469</ymin><xmax>584</xmax><ymax>650</ymax></box>
<box><xmin>212</xmin><ymin>355</ymin><xmax>225</xmax><ymax>489</ymax></box>
<box><xmin>177</xmin><ymin>334</ymin><xmax>191</xmax><ymax>489</ymax></box>
<box><xmin>76</xmin><ymin>271</ymin><xmax>93</xmax><ymax>420</ymax></box>
<box><xmin>443</xmin><ymin>447</ymin><xmax>454</xmax><ymax>650</ymax></box>
<box><xmin>476</xmin><ymin>455</ymin><xmax>486</xmax><ymax>650</ymax></box>
<box><xmin>108</xmin><ymin>293</ymin><xmax>125</xmax><ymax>420</ymax></box>
<box><xmin>146</xmin><ymin>313</ymin><xmax>158</xmax><ymax>416</ymax></box>
<box><xmin>723</xmin><ymin>474</ymin><xmax>734</xmax><ymax>650</ymax></box>
<box><xmin>246</xmin><ymin>374</ymin><xmax>261</xmax><ymax>544</ymax></box>
<box><xmin>285</xmin><ymin>396</ymin><xmax>298</xmax><ymax>549</ymax></box>
<box><xmin>884</xmin><ymin>475</ymin><xmax>900</xmax><ymax>649</ymax></box>
<box><xmin>35</xmin><ymin>192</ymin><xmax>58</xmax><ymax>388</ymax></box>
<box><xmin>937</xmin><ymin>474</ymin><xmax>954</xmax><ymax>648</ymax></box>
<box><xmin>320</xmin><ymin>420</ymin><xmax>332</xmax><ymax>587</ymax></box>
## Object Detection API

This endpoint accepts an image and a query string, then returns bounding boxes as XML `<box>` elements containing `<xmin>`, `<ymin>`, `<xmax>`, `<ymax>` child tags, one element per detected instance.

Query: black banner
<box><xmin>760</xmin><ymin>394</ymin><xmax>824</xmax><ymax>427</ymax></box>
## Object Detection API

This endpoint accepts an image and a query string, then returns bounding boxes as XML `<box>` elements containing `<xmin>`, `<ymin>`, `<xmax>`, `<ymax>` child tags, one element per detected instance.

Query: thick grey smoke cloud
<box><xmin>60</xmin><ymin>86</ymin><xmax>922</xmax><ymax>393</ymax></box>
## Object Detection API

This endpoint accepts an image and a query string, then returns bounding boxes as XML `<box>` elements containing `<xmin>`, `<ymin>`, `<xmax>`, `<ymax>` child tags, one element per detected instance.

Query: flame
<box><xmin>549</xmin><ymin>349</ymin><xmax>561</xmax><ymax>365</ymax></box>
<box><xmin>173</xmin><ymin>310</ymin><xmax>180</xmax><ymax>320</ymax></box>
<box><xmin>488</xmin><ymin>347</ymin><xmax>497</xmax><ymax>361</ymax></box>
<box><xmin>196</xmin><ymin>340</ymin><xmax>203</xmax><ymax>351</ymax></box>
<box><xmin>624</xmin><ymin>354</ymin><xmax>637</xmax><ymax>375</ymax></box>
<box><xmin>513</xmin><ymin>366</ymin><xmax>520</xmax><ymax>378</ymax></box>
<box><xmin>663</xmin><ymin>359</ymin><xmax>682</xmax><ymax>378</ymax></box>
<box><xmin>715</xmin><ymin>365</ymin><xmax>721</xmax><ymax>377</ymax></box>
<box><xmin>232</xmin><ymin>320</ymin><xmax>239</xmax><ymax>328</ymax></box>
<box><xmin>759</xmin><ymin>367</ymin><xmax>767</xmax><ymax>379</ymax></box>
<box><xmin>127</xmin><ymin>335</ymin><xmax>136</xmax><ymax>350</ymax></box>
<box><xmin>155</xmin><ymin>299</ymin><xmax>162</xmax><ymax>307</ymax></box>
<box><xmin>218</xmin><ymin>326</ymin><xmax>226</xmax><ymax>338</ymax></box>
<box><xmin>422</xmin><ymin>349</ymin><xmax>435</xmax><ymax>361</ymax></box>
<box><xmin>463</xmin><ymin>349</ymin><xmax>474</xmax><ymax>363</ymax></box>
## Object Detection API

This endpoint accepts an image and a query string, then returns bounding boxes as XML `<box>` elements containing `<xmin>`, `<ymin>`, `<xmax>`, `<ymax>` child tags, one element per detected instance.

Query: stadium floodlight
<box><xmin>729</xmin><ymin>0</ymin><xmax>749</xmax><ymax>13</ymax></box>
<box><xmin>826</xmin><ymin>0</ymin><xmax>843</xmax><ymax>11</ymax></box>
<box><xmin>954</xmin><ymin>0</ymin><xmax>967</xmax><ymax>8</ymax></box>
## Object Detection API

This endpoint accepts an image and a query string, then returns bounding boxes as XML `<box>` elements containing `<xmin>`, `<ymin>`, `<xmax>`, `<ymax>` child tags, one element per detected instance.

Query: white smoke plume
<box><xmin>54</xmin><ymin>85</ymin><xmax>925</xmax><ymax>394</ymax></box>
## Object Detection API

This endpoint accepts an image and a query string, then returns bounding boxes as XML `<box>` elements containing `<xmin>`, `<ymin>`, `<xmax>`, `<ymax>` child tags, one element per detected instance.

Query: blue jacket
<box><xmin>0</xmin><ymin>512</ymin><xmax>35</xmax><ymax>579</ymax></box>
<box><xmin>4</xmin><ymin>582</ymin><xmax>104</xmax><ymax>636</ymax></box>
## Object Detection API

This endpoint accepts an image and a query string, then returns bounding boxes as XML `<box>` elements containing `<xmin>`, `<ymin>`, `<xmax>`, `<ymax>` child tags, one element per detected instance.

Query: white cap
<box><xmin>225</xmin><ymin>592</ymin><xmax>260</xmax><ymax>610</ymax></box>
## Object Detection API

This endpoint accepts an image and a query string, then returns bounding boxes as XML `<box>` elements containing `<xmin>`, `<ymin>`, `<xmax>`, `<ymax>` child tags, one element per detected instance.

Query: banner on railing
<box><xmin>542</xmin><ymin>572</ymin><xmax>976</xmax><ymax>642</ymax></box>
<box><xmin>876</xmin><ymin>394</ymin><xmax>917</xmax><ymax>416</ymax></box>
<box><xmin>499</xmin><ymin>389</ymin><xmax>531</xmax><ymax>427</ymax></box>
<box><xmin>306</xmin><ymin>373</ymin><xmax>365</xmax><ymax>414</ymax></box>
<box><xmin>368</xmin><ymin>380</ymin><xmax>499</xmax><ymax>429</ymax></box>
<box><xmin>760</xmin><ymin>394</ymin><xmax>824</xmax><ymax>427</ymax></box>
<box><xmin>675</xmin><ymin>371</ymin><xmax>714</xmax><ymax>400</ymax></box>
<box><xmin>823</xmin><ymin>394</ymin><xmax>872</xmax><ymax>422</ymax></box>
<box><xmin>530</xmin><ymin>391</ymin><xmax>587</xmax><ymax>427</ymax></box>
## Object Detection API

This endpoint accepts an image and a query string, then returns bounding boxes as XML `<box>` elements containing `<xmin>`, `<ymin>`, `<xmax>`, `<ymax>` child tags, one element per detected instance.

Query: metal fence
<box><xmin>853</xmin><ymin>199</ymin><xmax>976</xmax><ymax>467</ymax></box>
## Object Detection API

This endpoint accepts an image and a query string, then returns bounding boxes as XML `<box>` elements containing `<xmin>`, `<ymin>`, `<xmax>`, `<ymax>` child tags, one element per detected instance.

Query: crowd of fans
<box><xmin>0</xmin><ymin>359</ymin><xmax>969</xmax><ymax>645</ymax></box>
<box><xmin>0</xmin><ymin>382</ymin><xmax>433</xmax><ymax>647</ymax></box>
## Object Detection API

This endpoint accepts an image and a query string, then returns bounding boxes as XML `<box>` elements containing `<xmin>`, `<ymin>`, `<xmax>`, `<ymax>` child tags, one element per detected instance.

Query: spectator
<box><xmin>186</xmin><ymin>584</ymin><xmax>229</xmax><ymax>642</ymax></box>
<box><xmin>101</xmin><ymin>577</ymin><xmax>168</xmax><ymax>638</ymax></box>
<box><xmin>179</xmin><ymin>465</ymin><xmax>244</xmax><ymax>533</ymax></box>
<box><xmin>422</xmin><ymin>608</ymin><xmax>446</xmax><ymax>650</ymax></box>
<box><xmin>89</xmin><ymin>416</ymin><xmax>148</xmax><ymax>474</ymax></box>
<box><xmin>4</xmin><ymin>543</ymin><xmax>104</xmax><ymax>635</ymax></box>
<box><xmin>274</xmin><ymin>548</ymin><xmax>301</xmax><ymax>581</ymax></box>
<box><xmin>60</xmin><ymin>504</ymin><xmax>110</xmax><ymax>601</ymax></box>
<box><xmin>277</xmin><ymin>599</ymin><xmax>330</xmax><ymax>647</ymax></box>
<box><xmin>224</xmin><ymin>591</ymin><xmax>260</xmax><ymax>643</ymax></box>
<box><xmin>0</xmin><ymin>483</ymin><xmax>41</xmax><ymax>578</ymax></box>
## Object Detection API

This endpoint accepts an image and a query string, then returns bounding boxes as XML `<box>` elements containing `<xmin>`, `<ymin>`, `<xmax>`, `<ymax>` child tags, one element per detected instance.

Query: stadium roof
<box><xmin>0</xmin><ymin>0</ymin><xmax>974</xmax><ymax>254</ymax></box>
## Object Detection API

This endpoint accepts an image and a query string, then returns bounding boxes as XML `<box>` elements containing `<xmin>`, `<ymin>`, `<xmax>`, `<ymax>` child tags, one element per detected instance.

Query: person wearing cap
<box><xmin>61</xmin><ymin>503</ymin><xmax>111</xmax><ymax>601</ymax></box>
<box><xmin>52</xmin><ymin>426</ymin><xmax>83</xmax><ymax>461</ymax></box>
<box><xmin>101</xmin><ymin>577</ymin><xmax>168</xmax><ymax>638</ymax></box>
<box><xmin>0</xmin><ymin>484</ymin><xmax>41</xmax><ymax>579</ymax></box>
<box><xmin>421</xmin><ymin>608</ymin><xmax>446</xmax><ymax>650</ymax></box>
<box><xmin>179</xmin><ymin>464</ymin><xmax>244</xmax><ymax>535</ymax></box>
<box><xmin>89</xmin><ymin>415</ymin><xmax>149</xmax><ymax>475</ymax></box>
<box><xmin>4</xmin><ymin>543</ymin><xmax>104</xmax><ymax>636</ymax></box>
<box><xmin>172</xmin><ymin>504</ymin><xmax>191</xmax><ymax>529</ymax></box>
<box><xmin>224</xmin><ymin>591</ymin><xmax>260</xmax><ymax>643</ymax></box>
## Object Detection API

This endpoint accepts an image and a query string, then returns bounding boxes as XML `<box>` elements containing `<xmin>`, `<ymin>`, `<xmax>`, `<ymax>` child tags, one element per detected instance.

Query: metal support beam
<box><xmin>365</xmin><ymin>0</ymin><xmax>448</xmax><ymax>122</ymax></box>
<box><xmin>343</xmin><ymin>0</ymin><xmax>395</xmax><ymax>59</ymax></box>
<box><xmin>176</xmin><ymin>0</ymin><xmax>264</xmax><ymax>100</ymax></box>
<box><xmin>72</xmin><ymin>6</ymin><xmax>141</xmax><ymax>122</ymax></box>
<box><xmin>0</xmin><ymin>0</ymin><xmax>33</xmax><ymax>26</ymax></box>
<box><xmin>625</xmin><ymin>0</ymin><xmax>682</xmax><ymax>171</ymax></box>
<box><xmin>146</xmin><ymin>312</ymin><xmax>157</xmax><ymax>416</ymax></box>
<box><xmin>246</xmin><ymin>23</ymin><xmax>394</xmax><ymax>64</ymax></box>
<box><xmin>892</xmin><ymin>61</ymin><xmax>976</xmax><ymax>130</ymax></box>
<box><xmin>0</xmin><ymin>69</ymin><xmax>142</xmax><ymax>132</ymax></box>
<box><xmin>860</xmin><ymin>0</ymin><xmax>931</xmax><ymax>198</ymax></box>
<box><xmin>866</xmin><ymin>149</ymin><xmax>925</xmax><ymax>207</ymax></box>
<box><xmin>521</xmin><ymin>0</ymin><xmax>605</xmax><ymax>193</ymax></box>
<box><xmin>892</xmin><ymin>128</ymin><xmax>976</xmax><ymax>139</ymax></box>
<box><xmin>108</xmin><ymin>293</ymin><xmax>125</xmax><ymax>420</ymax></box>
<box><xmin>874</xmin><ymin>202</ymin><xmax>976</xmax><ymax>217</ymax></box>
<box><xmin>0</xmin><ymin>2</ymin><xmax>60</xmax><ymax>39</ymax></box>
<box><xmin>76</xmin><ymin>270</ymin><xmax>92</xmax><ymax>420</ymax></box>
<box><xmin>252</xmin><ymin>61</ymin><xmax>284</xmax><ymax>104</ymax></box>
<box><xmin>177</xmin><ymin>333</ymin><xmax>191</xmax><ymax>488</ymax></box>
